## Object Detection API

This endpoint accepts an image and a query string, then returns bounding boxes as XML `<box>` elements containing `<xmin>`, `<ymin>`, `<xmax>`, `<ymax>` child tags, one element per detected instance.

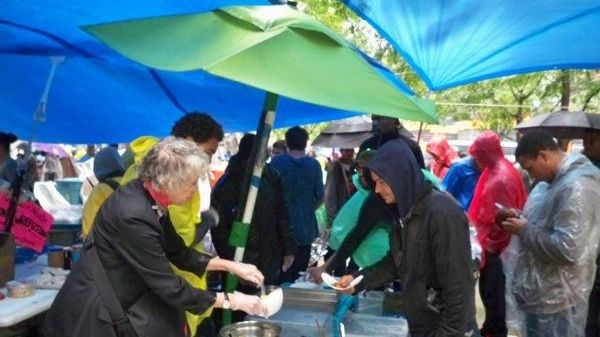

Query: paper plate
<box><xmin>320</xmin><ymin>273</ymin><xmax>364</xmax><ymax>291</ymax></box>
<box><xmin>261</xmin><ymin>287</ymin><xmax>283</xmax><ymax>317</ymax></box>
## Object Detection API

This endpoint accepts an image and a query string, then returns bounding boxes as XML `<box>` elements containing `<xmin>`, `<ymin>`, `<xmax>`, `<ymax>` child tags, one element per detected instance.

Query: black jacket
<box><xmin>211</xmin><ymin>158</ymin><xmax>295</xmax><ymax>285</ymax></box>
<box><xmin>360</xmin><ymin>140</ymin><xmax>475</xmax><ymax>337</ymax></box>
<box><xmin>42</xmin><ymin>179</ymin><xmax>215</xmax><ymax>337</ymax></box>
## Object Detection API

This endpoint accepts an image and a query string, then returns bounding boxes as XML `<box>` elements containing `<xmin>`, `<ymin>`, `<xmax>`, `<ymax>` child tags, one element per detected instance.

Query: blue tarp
<box><xmin>343</xmin><ymin>0</ymin><xmax>600</xmax><ymax>90</ymax></box>
<box><xmin>1</xmin><ymin>0</ymin><xmax>414</xmax><ymax>144</ymax></box>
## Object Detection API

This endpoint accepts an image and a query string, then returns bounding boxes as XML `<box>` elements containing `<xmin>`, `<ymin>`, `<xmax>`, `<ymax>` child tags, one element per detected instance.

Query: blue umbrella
<box><xmin>2</xmin><ymin>0</ymin><xmax>416</xmax><ymax>144</ymax></box>
<box><xmin>342</xmin><ymin>0</ymin><xmax>600</xmax><ymax>90</ymax></box>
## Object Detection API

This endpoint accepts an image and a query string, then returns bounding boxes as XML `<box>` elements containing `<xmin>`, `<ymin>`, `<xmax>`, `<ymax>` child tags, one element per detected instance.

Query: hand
<box><xmin>282</xmin><ymin>255</ymin><xmax>294</xmax><ymax>272</ymax></box>
<box><xmin>495</xmin><ymin>207</ymin><xmax>521</xmax><ymax>224</ymax></box>
<box><xmin>337</xmin><ymin>275</ymin><xmax>356</xmax><ymax>295</ymax></box>
<box><xmin>228</xmin><ymin>291</ymin><xmax>268</xmax><ymax>316</ymax></box>
<box><xmin>320</xmin><ymin>228</ymin><xmax>330</xmax><ymax>240</ymax></box>
<box><xmin>228</xmin><ymin>261</ymin><xmax>264</xmax><ymax>286</ymax></box>
<box><xmin>307</xmin><ymin>265</ymin><xmax>325</xmax><ymax>283</ymax></box>
<box><xmin>501</xmin><ymin>216</ymin><xmax>527</xmax><ymax>235</ymax></box>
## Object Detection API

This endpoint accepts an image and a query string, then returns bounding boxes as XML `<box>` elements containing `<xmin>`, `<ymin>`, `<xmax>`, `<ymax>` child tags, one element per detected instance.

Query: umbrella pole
<box><xmin>223</xmin><ymin>92</ymin><xmax>278</xmax><ymax>325</ymax></box>
<box><xmin>417</xmin><ymin>91</ymin><xmax>432</xmax><ymax>144</ymax></box>
<box><xmin>417</xmin><ymin>122</ymin><xmax>424</xmax><ymax>143</ymax></box>
<box><xmin>28</xmin><ymin>56</ymin><xmax>65</xmax><ymax>157</ymax></box>
<box><xmin>8</xmin><ymin>56</ymin><xmax>65</xmax><ymax>227</ymax></box>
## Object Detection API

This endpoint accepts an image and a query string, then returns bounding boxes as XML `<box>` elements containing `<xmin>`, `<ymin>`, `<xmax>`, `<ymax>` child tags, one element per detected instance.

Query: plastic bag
<box><xmin>315</xmin><ymin>204</ymin><xmax>328</xmax><ymax>232</ymax></box>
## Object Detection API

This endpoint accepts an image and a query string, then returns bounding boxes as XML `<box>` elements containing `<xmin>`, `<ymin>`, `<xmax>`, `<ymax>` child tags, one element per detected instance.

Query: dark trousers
<box><xmin>196</xmin><ymin>317</ymin><xmax>217</xmax><ymax>337</ymax></box>
<box><xmin>411</xmin><ymin>323</ymin><xmax>480</xmax><ymax>337</ymax></box>
<box><xmin>586</xmin><ymin>271</ymin><xmax>600</xmax><ymax>337</ymax></box>
<box><xmin>526</xmin><ymin>304</ymin><xmax>585</xmax><ymax>337</ymax></box>
<box><xmin>280</xmin><ymin>244</ymin><xmax>311</xmax><ymax>284</ymax></box>
<box><xmin>479</xmin><ymin>253</ymin><xmax>507</xmax><ymax>337</ymax></box>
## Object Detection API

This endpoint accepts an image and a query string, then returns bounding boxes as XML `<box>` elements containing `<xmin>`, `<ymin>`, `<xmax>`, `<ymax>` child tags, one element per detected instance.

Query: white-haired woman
<box><xmin>42</xmin><ymin>137</ymin><xmax>266</xmax><ymax>337</ymax></box>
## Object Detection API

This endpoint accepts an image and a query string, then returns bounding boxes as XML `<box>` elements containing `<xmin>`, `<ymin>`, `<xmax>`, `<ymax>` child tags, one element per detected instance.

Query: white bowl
<box><xmin>261</xmin><ymin>287</ymin><xmax>283</xmax><ymax>317</ymax></box>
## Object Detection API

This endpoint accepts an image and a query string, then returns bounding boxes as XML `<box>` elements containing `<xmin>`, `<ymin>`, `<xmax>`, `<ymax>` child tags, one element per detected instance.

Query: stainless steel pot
<box><xmin>218</xmin><ymin>321</ymin><xmax>281</xmax><ymax>337</ymax></box>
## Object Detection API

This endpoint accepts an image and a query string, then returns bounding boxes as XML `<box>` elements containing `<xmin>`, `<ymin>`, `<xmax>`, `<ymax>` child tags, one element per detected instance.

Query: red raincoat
<box><xmin>426</xmin><ymin>134</ymin><xmax>460</xmax><ymax>179</ymax></box>
<box><xmin>467</xmin><ymin>131</ymin><xmax>527</xmax><ymax>266</ymax></box>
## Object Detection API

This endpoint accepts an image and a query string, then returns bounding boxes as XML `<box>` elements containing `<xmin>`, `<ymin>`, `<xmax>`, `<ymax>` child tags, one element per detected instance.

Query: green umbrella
<box><xmin>85</xmin><ymin>5</ymin><xmax>436</xmax><ymax>122</ymax></box>
<box><xmin>85</xmin><ymin>5</ymin><xmax>437</xmax><ymax>324</ymax></box>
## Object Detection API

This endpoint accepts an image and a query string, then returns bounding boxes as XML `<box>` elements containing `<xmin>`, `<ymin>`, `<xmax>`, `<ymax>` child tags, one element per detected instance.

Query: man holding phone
<box><xmin>501</xmin><ymin>130</ymin><xmax>600</xmax><ymax>337</ymax></box>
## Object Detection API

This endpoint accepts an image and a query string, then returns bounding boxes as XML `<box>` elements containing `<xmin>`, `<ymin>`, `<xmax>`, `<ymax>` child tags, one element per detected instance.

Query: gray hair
<box><xmin>138</xmin><ymin>137</ymin><xmax>209</xmax><ymax>192</ymax></box>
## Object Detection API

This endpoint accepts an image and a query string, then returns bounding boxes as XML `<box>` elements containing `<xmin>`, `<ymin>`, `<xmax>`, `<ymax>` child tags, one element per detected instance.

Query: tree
<box><xmin>295</xmin><ymin>0</ymin><xmax>600</xmax><ymax>140</ymax></box>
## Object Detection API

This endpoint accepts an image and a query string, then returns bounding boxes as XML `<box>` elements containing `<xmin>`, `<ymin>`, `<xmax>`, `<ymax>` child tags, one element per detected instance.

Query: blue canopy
<box><xmin>2</xmin><ymin>0</ymin><xmax>414</xmax><ymax>144</ymax></box>
<box><xmin>343</xmin><ymin>0</ymin><xmax>600</xmax><ymax>90</ymax></box>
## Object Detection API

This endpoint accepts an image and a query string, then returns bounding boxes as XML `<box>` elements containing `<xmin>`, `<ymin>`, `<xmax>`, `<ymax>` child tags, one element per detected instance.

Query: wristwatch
<box><xmin>222</xmin><ymin>292</ymin><xmax>231</xmax><ymax>310</ymax></box>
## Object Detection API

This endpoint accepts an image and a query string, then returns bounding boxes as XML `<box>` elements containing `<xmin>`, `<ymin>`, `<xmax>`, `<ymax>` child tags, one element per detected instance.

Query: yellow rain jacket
<box><xmin>122</xmin><ymin>136</ymin><xmax>212</xmax><ymax>336</ymax></box>
<box><xmin>82</xmin><ymin>176</ymin><xmax>122</xmax><ymax>238</ymax></box>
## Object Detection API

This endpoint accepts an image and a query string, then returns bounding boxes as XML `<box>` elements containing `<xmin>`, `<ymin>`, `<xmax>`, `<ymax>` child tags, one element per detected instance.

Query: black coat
<box><xmin>360</xmin><ymin>140</ymin><xmax>475</xmax><ymax>337</ymax></box>
<box><xmin>324</xmin><ymin>161</ymin><xmax>355</xmax><ymax>225</ymax></box>
<box><xmin>41</xmin><ymin>179</ymin><xmax>215</xmax><ymax>337</ymax></box>
<box><xmin>211</xmin><ymin>160</ymin><xmax>295</xmax><ymax>285</ymax></box>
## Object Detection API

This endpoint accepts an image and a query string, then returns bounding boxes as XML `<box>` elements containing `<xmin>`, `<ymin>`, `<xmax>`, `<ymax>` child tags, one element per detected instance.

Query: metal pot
<box><xmin>219</xmin><ymin>321</ymin><xmax>281</xmax><ymax>337</ymax></box>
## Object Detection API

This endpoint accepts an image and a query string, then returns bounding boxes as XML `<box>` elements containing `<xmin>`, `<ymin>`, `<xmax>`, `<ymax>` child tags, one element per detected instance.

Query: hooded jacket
<box><xmin>270</xmin><ymin>153</ymin><xmax>324</xmax><ymax>246</ymax></box>
<box><xmin>359</xmin><ymin>140</ymin><xmax>475</xmax><ymax>337</ymax></box>
<box><xmin>427</xmin><ymin>134</ymin><xmax>460</xmax><ymax>179</ymax></box>
<box><xmin>468</xmin><ymin>131</ymin><xmax>527</xmax><ymax>260</ymax></box>
<box><xmin>82</xmin><ymin>147</ymin><xmax>125</xmax><ymax>238</ymax></box>
<box><xmin>441</xmin><ymin>157</ymin><xmax>480</xmax><ymax>211</ymax></box>
<box><xmin>511</xmin><ymin>153</ymin><xmax>600</xmax><ymax>317</ymax></box>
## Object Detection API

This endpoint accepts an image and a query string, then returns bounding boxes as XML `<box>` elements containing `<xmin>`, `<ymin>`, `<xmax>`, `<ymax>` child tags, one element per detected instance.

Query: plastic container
<box><xmin>55</xmin><ymin>178</ymin><xmax>83</xmax><ymax>204</ymax></box>
<box><xmin>71</xmin><ymin>243</ymin><xmax>83</xmax><ymax>264</ymax></box>
<box><xmin>6</xmin><ymin>280</ymin><xmax>36</xmax><ymax>298</ymax></box>
<box><xmin>47</xmin><ymin>245</ymin><xmax>64</xmax><ymax>269</ymax></box>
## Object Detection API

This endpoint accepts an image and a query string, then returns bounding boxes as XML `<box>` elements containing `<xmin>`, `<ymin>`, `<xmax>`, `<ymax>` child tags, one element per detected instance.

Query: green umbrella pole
<box><xmin>223</xmin><ymin>92</ymin><xmax>278</xmax><ymax>325</ymax></box>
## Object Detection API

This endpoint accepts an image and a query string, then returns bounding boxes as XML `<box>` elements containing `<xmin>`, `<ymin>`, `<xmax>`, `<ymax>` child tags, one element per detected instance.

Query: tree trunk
<box><xmin>515</xmin><ymin>97</ymin><xmax>526</xmax><ymax>141</ymax></box>
<box><xmin>560</xmin><ymin>70</ymin><xmax>571</xmax><ymax>111</ymax></box>
<box><xmin>558</xmin><ymin>70</ymin><xmax>571</xmax><ymax>151</ymax></box>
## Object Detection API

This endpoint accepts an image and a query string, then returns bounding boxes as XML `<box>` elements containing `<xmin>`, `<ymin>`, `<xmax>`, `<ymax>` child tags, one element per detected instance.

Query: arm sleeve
<box><xmin>471</xmin><ymin>174</ymin><xmax>518</xmax><ymax>253</ymax></box>
<box><xmin>520</xmin><ymin>180</ymin><xmax>596</xmax><ymax>265</ymax></box>
<box><xmin>333</xmin><ymin>196</ymin><xmax>383</xmax><ymax>267</ymax></box>
<box><xmin>115</xmin><ymin>215</ymin><xmax>215</xmax><ymax>314</ymax></box>
<box><xmin>210</xmin><ymin>179</ymin><xmax>237</xmax><ymax>260</ymax></box>
<box><xmin>440</xmin><ymin>165</ymin><xmax>460</xmax><ymax>196</ymax></box>
<box><xmin>162</xmin><ymin>215</ymin><xmax>214</xmax><ymax>273</ymax></box>
<box><xmin>324</xmin><ymin>163</ymin><xmax>341</xmax><ymax>225</ymax></box>
<box><xmin>431</xmin><ymin>203</ymin><xmax>473</xmax><ymax>337</ymax></box>
<box><xmin>353</xmin><ymin>252</ymin><xmax>397</xmax><ymax>292</ymax></box>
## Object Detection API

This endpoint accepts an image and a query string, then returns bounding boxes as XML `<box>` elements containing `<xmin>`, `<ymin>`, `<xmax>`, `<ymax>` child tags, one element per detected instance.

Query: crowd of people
<box><xmin>1</xmin><ymin>112</ymin><xmax>600</xmax><ymax>337</ymax></box>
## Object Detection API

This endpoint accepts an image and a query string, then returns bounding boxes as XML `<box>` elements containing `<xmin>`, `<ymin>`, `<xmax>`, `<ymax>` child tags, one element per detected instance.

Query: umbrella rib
<box><xmin>147</xmin><ymin>69</ymin><xmax>187</xmax><ymax>114</ymax></box>
<box><xmin>0</xmin><ymin>20</ymin><xmax>101</xmax><ymax>59</ymax></box>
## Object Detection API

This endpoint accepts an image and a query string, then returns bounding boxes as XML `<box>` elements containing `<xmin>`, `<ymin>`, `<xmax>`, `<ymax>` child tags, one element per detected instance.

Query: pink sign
<box><xmin>0</xmin><ymin>194</ymin><xmax>54</xmax><ymax>252</ymax></box>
